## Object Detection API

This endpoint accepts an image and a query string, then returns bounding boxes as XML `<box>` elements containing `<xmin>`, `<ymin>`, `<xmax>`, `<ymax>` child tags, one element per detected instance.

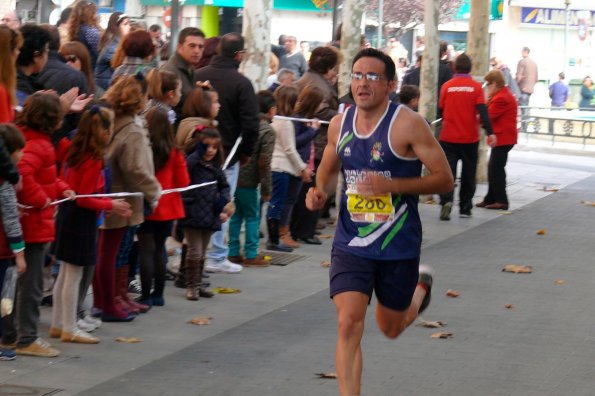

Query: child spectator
<box><xmin>137</xmin><ymin>107</ymin><xmax>189</xmax><ymax>307</ymax></box>
<box><xmin>50</xmin><ymin>106</ymin><xmax>132</xmax><ymax>344</ymax></box>
<box><xmin>228</xmin><ymin>90</ymin><xmax>276</xmax><ymax>267</ymax></box>
<box><xmin>179</xmin><ymin>128</ymin><xmax>233</xmax><ymax>300</ymax></box>
<box><xmin>0</xmin><ymin>26</ymin><xmax>22</xmax><ymax>122</ymax></box>
<box><xmin>94</xmin><ymin>75</ymin><xmax>161</xmax><ymax>322</ymax></box>
<box><xmin>267</xmin><ymin>86</ymin><xmax>310</xmax><ymax>252</ymax></box>
<box><xmin>0</xmin><ymin>124</ymin><xmax>27</xmax><ymax>361</ymax></box>
<box><xmin>3</xmin><ymin>93</ymin><xmax>74</xmax><ymax>358</ymax></box>
<box><xmin>146</xmin><ymin>69</ymin><xmax>182</xmax><ymax>125</ymax></box>
<box><xmin>397</xmin><ymin>84</ymin><xmax>420</xmax><ymax>111</ymax></box>
<box><xmin>176</xmin><ymin>83</ymin><xmax>220</xmax><ymax>148</ymax></box>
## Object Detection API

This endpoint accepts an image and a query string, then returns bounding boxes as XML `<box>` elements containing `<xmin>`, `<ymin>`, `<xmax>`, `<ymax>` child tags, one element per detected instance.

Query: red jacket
<box><xmin>0</xmin><ymin>85</ymin><xmax>14</xmax><ymax>123</ymax></box>
<box><xmin>488</xmin><ymin>87</ymin><xmax>518</xmax><ymax>146</ymax></box>
<box><xmin>63</xmin><ymin>156</ymin><xmax>113</xmax><ymax>212</ymax></box>
<box><xmin>147</xmin><ymin>149</ymin><xmax>189</xmax><ymax>221</ymax></box>
<box><xmin>17</xmin><ymin>127</ymin><xmax>70</xmax><ymax>243</ymax></box>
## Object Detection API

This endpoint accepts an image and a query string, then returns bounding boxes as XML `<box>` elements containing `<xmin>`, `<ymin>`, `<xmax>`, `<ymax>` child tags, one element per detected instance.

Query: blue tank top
<box><xmin>333</xmin><ymin>102</ymin><xmax>423</xmax><ymax>260</ymax></box>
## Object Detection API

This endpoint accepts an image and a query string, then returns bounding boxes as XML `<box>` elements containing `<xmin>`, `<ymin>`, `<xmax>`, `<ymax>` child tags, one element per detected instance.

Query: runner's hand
<box><xmin>306</xmin><ymin>187</ymin><xmax>327</xmax><ymax>211</ymax></box>
<box><xmin>356</xmin><ymin>171</ymin><xmax>390</xmax><ymax>198</ymax></box>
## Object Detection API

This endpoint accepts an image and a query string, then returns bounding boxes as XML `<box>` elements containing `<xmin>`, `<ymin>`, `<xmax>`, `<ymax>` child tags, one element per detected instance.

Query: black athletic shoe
<box><xmin>418</xmin><ymin>264</ymin><xmax>434</xmax><ymax>314</ymax></box>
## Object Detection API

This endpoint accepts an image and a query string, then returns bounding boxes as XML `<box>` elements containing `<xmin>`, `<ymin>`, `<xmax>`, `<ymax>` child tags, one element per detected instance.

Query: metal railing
<box><xmin>518</xmin><ymin>106</ymin><xmax>595</xmax><ymax>147</ymax></box>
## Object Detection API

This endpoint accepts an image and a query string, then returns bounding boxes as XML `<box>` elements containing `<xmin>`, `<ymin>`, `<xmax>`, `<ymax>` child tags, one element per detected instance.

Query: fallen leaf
<box><xmin>536</xmin><ymin>229</ymin><xmax>547</xmax><ymax>235</ymax></box>
<box><xmin>115</xmin><ymin>337</ymin><xmax>142</xmax><ymax>343</ymax></box>
<box><xmin>505</xmin><ymin>304</ymin><xmax>514</xmax><ymax>309</ymax></box>
<box><xmin>499</xmin><ymin>211</ymin><xmax>513</xmax><ymax>215</ymax></box>
<box><xmin>431</xmin><ymin>332</ymin><xmax>453</xmax><ymax>339</ymax></box>
<box><xmin>446</xmin><ymin>289</ymin><xmax>460</xmax><ymax>298</ymax></box>
<box><xmin>316</xmin><ymin>372</ymin><xmax>337</xmax><ymax>379</ymax></box>
<box><xmin>416</xmin><ymin>319</ymin><xmax>446</xmax><ymax>328</ymax></box>
<box><xmin>321</xmin><ymin>260</ymin><xmax>331</xmax><ymax>268</ymax></box>
<box><xmin>580</xmin><ymin>200</ymin><xmax>595</xmax><ymax>207</ymax></box>
<box><xmin>543</xmin><ymin>187</ymin><xmax>559</xmax><ymax>192</ymax></box>
<box><xmin>188</xmin><ymin>316</ymin><xmax>213</xmax><ymax>325</ymax></box>
<box><xmin>554</xmin><ymin>279</ymin><xmax>566</xmax><ymax>285</ymax></box>
<box><xmin>319</xmin><ymin>234</ymin><xmax>334</xmax><ymax>239</ymax></box>
<box><xmin>263</xmin><ymin>255</ymin><xmax>272</xmax><ymax>261</ymax></box>
<box><xmin>212</xmin><ymin>287</ymin><xmax>241</xmax><ymax>294</ymax></box>
<box><xmin>502</xmin><ymin>264</ymin><xmax>533</xmax><ymax>274</ymax></box>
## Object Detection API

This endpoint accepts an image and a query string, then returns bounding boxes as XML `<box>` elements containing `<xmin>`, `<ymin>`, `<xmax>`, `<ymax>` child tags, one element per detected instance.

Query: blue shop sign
<box><xmin>521</xmin><ymin>7</ymin><xmax>595</xmax><ymax>26</ymax></box>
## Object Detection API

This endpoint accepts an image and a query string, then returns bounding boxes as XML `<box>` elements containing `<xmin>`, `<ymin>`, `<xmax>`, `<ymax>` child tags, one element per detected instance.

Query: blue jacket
<box><xmin>292</xmin><ymin>118</ymin><xmax>317</xmax><ymax>164</ymax></box>
<box><xmin>95</xmin><ymin>39</ymin><xmax>118</xmax><ymax>91</ymax></box>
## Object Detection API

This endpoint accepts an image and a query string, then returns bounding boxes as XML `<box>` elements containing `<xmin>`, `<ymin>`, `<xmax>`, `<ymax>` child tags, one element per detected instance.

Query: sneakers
<box><xmin>243</xmin><ymin>254</ymin><xmax>270</xmax><ymax>268</ymax></box>
<box><xmin>440</xmin><ymin>202</ymin><xmax>452</xmax><ymax>221</ymax></box>
<box><xmin>76</xmin><ymin>319</ymin><xmax>97</xmax><ymax>333</ymax></box>
<box><xmin>205</xmin><ymin>259</ymin><xmax>243</xmax><ymax>274</ymax></box>
<box><xmin>49</xmin><ymin>326</ymin><xmax>62</xmax><ymax>338</ymax></box>
<box><xmin>83</xmin><ymin>315</ymin><xmax>102</xmax><ymax>328</ymax></box>
<box><xmin>16</xmin><ymin>338</ymin><xmax>60</xmax><ymax>357</ymax></box>
<box><xmin>265</xmin><ymin>242</ymin><xmax>293</xmax><ymax>252</ymax></box>
<box><xmin>128</xmin><ymin>279</ymin><xmax>142</xmax><ymax>294</ymax></box>
<box><xmin>418</xmin><ymin>264</ymin><xmax>434</xmax><ymax>314</ymax></box>
<box><xmin>0</xmin><ymin>348</ymin><xmax>16</xmax><ymax>361</ymax></box>
<box><xmin>227</xmin><ymin>255</ymin><xmax>244</xmax><ymax>264</ymax></box>
<box><xmin>61</xmin><ymin>328</ymin><xmax>99</xmax><ymax>344</ymax></box>
<box><xmin>459</xmin><ymin>209</ymin><xmax>472</xmax><ymax>218</ymax></box>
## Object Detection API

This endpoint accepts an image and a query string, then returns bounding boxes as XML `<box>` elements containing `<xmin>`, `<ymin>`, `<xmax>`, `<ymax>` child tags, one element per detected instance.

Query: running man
<box><xmin>306</xmin><ymin>48</ymin><xmax>453</xmax><ymax>396</ymax></box>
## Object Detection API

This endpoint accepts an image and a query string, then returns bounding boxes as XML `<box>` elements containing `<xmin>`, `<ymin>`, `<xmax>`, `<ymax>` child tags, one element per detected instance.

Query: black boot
<box><xmin>197</xmin><ymin>258</ymin><xmax>214</xmax><ymax>298</ymax></box>
<box><xmin>175</xmin><ymin>244</ymin><xmax>187</xmax><ymax>289</ymax></box>
<box><xmin>266</xmin><ymin>218</ymin><xmax>293</xmax><ymax>252</ymax></box>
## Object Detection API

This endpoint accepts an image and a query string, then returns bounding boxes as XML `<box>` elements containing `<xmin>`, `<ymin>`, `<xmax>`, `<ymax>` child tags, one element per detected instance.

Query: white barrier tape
<box><xmin>273</xmin><ymin>115</ymin><xmax>330</xmax><ymax>125</ymax></box>
<box><xmin>431</xmin><ymin>118</ymin><xmax>442</xmax><ymax>126</ymax></box>
<box><xmin>223</xmin><ymin>137</ymin><xmax>242</xmax><ymax>171</ymax></box>
<box><xmin>18</xmin><ymin>182</ymin><xmax>217</xmax><ymax>210</ymax></box>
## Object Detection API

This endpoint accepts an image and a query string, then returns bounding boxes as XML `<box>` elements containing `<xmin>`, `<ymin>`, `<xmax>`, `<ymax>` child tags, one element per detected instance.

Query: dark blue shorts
<box><xmin>329</xmin><ymin>248</ymin><xmax>420</xmax><ymax>311</ymax></box>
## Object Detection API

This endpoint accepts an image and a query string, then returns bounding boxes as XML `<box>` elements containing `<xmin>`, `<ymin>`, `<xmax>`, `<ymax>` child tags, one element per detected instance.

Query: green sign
<box><xmin>455</xmin><ymin>0</ymin><xmax>503</xmax><ymax>21</ymax></box>
<box><xmin>140</xmin><ymin>0</ymin><xmax>330</xmax><ymax>12</ymax></box>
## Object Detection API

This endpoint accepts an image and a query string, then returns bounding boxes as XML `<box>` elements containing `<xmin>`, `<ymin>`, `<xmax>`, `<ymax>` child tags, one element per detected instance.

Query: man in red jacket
<box><xmin>438</xmin><ymin>53</ymin><xmax>496</xmax><ymax>220</ymax></box>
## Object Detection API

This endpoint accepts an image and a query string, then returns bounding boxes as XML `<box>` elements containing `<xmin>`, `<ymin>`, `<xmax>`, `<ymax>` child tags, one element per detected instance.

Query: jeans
<box><xmin>279</xmin><ymin>175</ymin><xmax>302</xmax><ymax>227</ymax></box>
<box><xmin>228</xmin><ymin>187</ymin><xmax>260</xmax><ymax>259</ymax></box>
<box><xmin>439</xmin><ymin>141</ymin><xmax>479</xmax><ymax>212</ymax></box>
<box><xmin>484</xmin><ymin>145</ymin><xmax>514</xmax><ymax>205</ymax></box>
<box><xmin>519</xmin><ymin>93</ymin><xmax>531</xmax><ymax>132</ymax></box>
<box><xmin>2</xmin><ymin>243</ymin><xmax>50</xmax><ymax>347</ymax></box>
<box><xmin>267</xmin><ymin>172</ymin><xmax>290</xmax><ymax>220</ymax></box>
<box><xmin>206</xmin><ymin>162</ymin><xmax>239</xmax><ymax>263</ymax></box>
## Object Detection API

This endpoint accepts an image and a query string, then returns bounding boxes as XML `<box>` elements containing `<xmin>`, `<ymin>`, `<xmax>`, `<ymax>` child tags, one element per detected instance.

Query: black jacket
<box><xmin>37</xmin><ymin>51</ymin><xmax>88</xmax><ymax>95</ymax></box>
<box><xmin>194</xmin><ymin>56</ymin><xmax>259</xmax><ymax>166</ymax></box>
<box><xmin>179</xmin><ymin>152</ymin><xmax>230</xmax><ymax>231</ymax></box>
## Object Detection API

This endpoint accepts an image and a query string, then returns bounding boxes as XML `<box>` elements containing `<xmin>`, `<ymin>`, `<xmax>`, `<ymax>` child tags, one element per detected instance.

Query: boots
<box><xmin>279</xmin><ymin>226</ymin><xmax>300</xmax><ymax>248</ymax></box>
<box><xmin>185</xmin><ymin>257</ymin><xmax>199</xmax><ymax>301</ymax></box>
<box><xmin>175</xmin><ymin>244</ymin><xmax>187</xmax><ymax>289</ymax></box>
<box><xmin>117</xmin><ymin>266</ymin><xmax>150</xmax><ymax>313</ymax></box>
<box><xmin>266</xmin><ymin>218</ymin><xmax>293</xmax><ymax>252</ymax></box>
<box><xmin>197</xmin><ymin>259</ymin><xmax>214</xmax><ymax>298</ymax></box>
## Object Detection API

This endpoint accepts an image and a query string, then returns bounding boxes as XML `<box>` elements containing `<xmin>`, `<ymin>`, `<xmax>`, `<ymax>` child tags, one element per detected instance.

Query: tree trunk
<box><xmin>419</xmin><ymin>0</ymin><xmax>440</xmax><ymax>125</ymax></box>
<box><xmin>337</xmin><ymin>0</ymin><xmax>366</xmax><ymax>98</ymax></box>
<box><xmin>241</xmin><ymin>0</ymin><xmax>273</xmax><ymax>91</ymax></box>
<box><xmin>467</xmin><ymin>0</ymin><xmax>490</xmax><ymax>183</ymax></box>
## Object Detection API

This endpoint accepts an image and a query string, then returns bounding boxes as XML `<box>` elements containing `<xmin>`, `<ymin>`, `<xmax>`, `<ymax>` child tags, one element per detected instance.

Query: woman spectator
<box><xmin>93</xmin><ymin>75</ymin><xmax>161</xmax><ymax>322</ymax></box>
<box><xmin>476</xmin><ymin>69</ymin><xmax>518</xmax><ymax>211</ymax></box>
<box><xmin>95</xmin><ymin>12</ymin><xmax>130</xmax><ymax>91</ymax></box>
<box><xmin>490</xmin><ymin>57</ymin><xmax>521</xmax><ymax>98</ymax></box>
<box><xmin>60</xmin><ymin>41</ymin><xmax>96</xmax><ymax>96</ymax></box>
<box><xmin>0</xmin><ymin>26</ymin><xmax>22</xmax><ymax>123</ymax></box>
<box><xmin>579</xmin><ymin>76</ymin><xmax>594</xmax><ymax>110</ymax></box>
<box><xmin>56</xmin><ymin>7</ymin><xmax>72</xmax><ymax>47</ymax></box>
<box><xmin>110</xmin><ymin>30</ymin><xmax>155</xmax><ymax>83</ymax></box>
<box><xmin>195</xmin><ymin>37</ymin><xmax>220</xmax><ymax>70</ymax></box>
<box><xmin>67</xmin><ymin>0</ymin><xmax>101</xmax><ymax>69</ymax></box>
<box><xmin>176</xmin><ymin>84</ymin><xmax>220</xmax><ymax>148</ymax></box>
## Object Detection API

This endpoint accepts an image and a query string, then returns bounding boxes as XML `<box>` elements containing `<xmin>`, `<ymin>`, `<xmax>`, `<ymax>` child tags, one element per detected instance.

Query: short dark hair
<box><xmin>149</xmin><ymin>24</ymin><xmax>161</xmax><ymax>32</ymax></box>
<box><xmin>18</xmin><ymin>92</ymin><xmax>63</xmax><ymax>134</ymax></box>
<box><xmin>399</xmin><ymin>85</ymin><xmax>420</xmax><ymax>105</ymax></box>
<box><xmin>219</xmin><ymin>32</ymin><xmax>244</xmax><ymax>58</ymax></box>
<box><xmin>178</xmin><ymin>27</ymin><xmax>205</xmax><ymax>45</ymax></box>
<box><xmin>40</xmin><ymin>24</ymin><xmax>60</xmax><ymax>51</ymax></box>
<box><xmin>352</xmin><ymin>48</ymin><xmax>396</xmax><ymax>81</ymax></box>
<box><xmin>0</xmin><ymin>124</ymin><xmax>25</xmax><ymax>154</ymax></box>
<box><xmin>57</xmin><ymin>7</ymin><xmax>72</xmax><ymax>27</ymax></box>
<box><xmin>439</xmin><ymin>41</ymin><xmax>448</xmax><ymax>56</ymax></box>
<box><xmin>122</xmin><ymin>30</ymin><xmax>154</xmax><ymax>58</ymax></box>
<box><xmin>17</xmin><ymin>24</ymin><xmax>50</xmax><ymax>67</ymax></box>
<box><xmin>454</xmin><ymin>53</ymin><xmax>472</xmax><ymax>74</ymax></box>
<box><xmin>309</xmin><ymin>46</ymin><xmax>339</xmax><ymax>75</ymax></box>
<box><xmin>257</xmin><ymin>90</ymin><xmax>276</xmax><ymax>114</ymax></box>
<box><xmin>522</xmin><ymin>46</ymin><xmax>530</xmax><ymax>53</ymax></box>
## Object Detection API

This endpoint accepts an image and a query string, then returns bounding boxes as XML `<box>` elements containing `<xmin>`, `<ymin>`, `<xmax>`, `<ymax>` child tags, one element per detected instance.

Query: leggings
<box><xmin>137</xmin><ymin>220</ymin><xmax>173</xmax><ymax>300</ymax></box>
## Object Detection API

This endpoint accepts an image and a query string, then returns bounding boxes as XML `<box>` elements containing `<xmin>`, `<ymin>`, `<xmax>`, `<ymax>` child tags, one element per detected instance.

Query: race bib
<box><xmin>346</xmin><ymin>192</ymin><xmax>394</xmax><ymax>223</ymax></box>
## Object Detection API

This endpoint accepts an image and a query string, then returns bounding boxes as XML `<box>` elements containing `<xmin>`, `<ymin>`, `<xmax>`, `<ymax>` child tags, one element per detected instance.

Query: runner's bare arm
<box><xmin>363</xmin><ymin>109</ymin><xmax>453</xmax><ymax>196</ymax></box>
<box><xmin>305</xmin><ymin>114</ymin><xmax>343</xmax><ymax>211</ymax></box>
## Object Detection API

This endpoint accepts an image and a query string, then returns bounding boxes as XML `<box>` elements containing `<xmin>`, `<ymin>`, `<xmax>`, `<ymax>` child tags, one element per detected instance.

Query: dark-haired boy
<box><xmin>228</xmin><ymin>91</ymin><xmax>276</xmax><ymax>267</ymax></box>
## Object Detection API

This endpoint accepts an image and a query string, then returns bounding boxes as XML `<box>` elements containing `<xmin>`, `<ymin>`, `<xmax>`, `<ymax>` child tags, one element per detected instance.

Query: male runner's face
<box><xmin>351</xmin><ymin>57</ymin><xmax>393</xmax><ymax>111</ymax></box>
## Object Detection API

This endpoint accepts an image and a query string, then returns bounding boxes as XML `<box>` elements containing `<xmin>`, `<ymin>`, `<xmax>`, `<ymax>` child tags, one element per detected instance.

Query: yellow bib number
<box><xmin>346</xmin><ymin>193</ymin><xmax>394</xmax><ymax>223</ymax></box>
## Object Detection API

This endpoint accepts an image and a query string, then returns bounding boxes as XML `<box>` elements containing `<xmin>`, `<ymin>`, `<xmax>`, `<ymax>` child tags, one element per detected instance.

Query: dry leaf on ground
<box><xmin>543</xmin><ymin>187</ymin><xmax>559</xmax><ymax>192</ymax></box>
<box><xmin>431</xmin><ymin>332</ymin><xmax>453</xmax><ymax>339</ymax></box>
<box><xmin>316</xmin><ymin>372</ymin><xmax>338</xmax><ymax>379</ymax></box>
<box><xmin>212</xmin><ymin>287</ymin><xmax>241</xmax><ymax>294</ymax></box>
<box><xmin>416</xmin><ymin>320</ymin><xmax>446</xmax><ymax>328</ymax></box>
<box><xmin>499</xmin><ymin>211</ymin><xmax>513</xmax><ymax>215</ymax></box>
<box><xmin>536</xmin><ymin>229</ymin><xmax>547</xmax><ymax>235</ymax></box>
<box><xmin>115</xmin><ymin>337</ymin><xmax>142</xmax><ymax>343</ymax></box>
<box><xmin>319</xmin><ymin>234</ymin><xmax>334</xmax><ymax>239</ymax></box>
<box><xmin>321</xmin><ymin>260</ymin><xmax>331</xmax><ymax>268</ymax></box>
<box><xmin>446</xmin><ymin>289</ymin><xmax>460</xmax><ymax>298</ymax></box>
<box><xmin>505</xmin><ymin>304</ymin><xmax>514</xmax><ymax>309</ymax></box>
<box><xmin>188</xmin><ymin>316</ymin><xmax>213</xmax><ymax>325</ymax></box>
<box><xmin>580</xmin><ymin>200</ymin><xmax>595</xmax><ymax>207</ymax></box>
<box><xmin>502</xmin><ymin>264</ymin><xmax>533</xmax><ymax>274</ymax></box>
<box><xmin>554</xmin><ymin>279</ymin><xmax>566</xmax><ymax>285</ymax></box>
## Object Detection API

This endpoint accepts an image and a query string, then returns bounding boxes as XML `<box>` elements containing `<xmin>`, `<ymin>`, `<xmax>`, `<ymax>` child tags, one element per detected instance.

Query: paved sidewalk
<box><xmin>0</xmin><ymin>148</ymin><xmax>594</xmax><ymax>396</ymax></box>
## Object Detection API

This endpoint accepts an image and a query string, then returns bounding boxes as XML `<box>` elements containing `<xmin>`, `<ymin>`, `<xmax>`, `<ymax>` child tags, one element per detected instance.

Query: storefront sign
<box><xmin>521</xmin><ymin>7</ymin><xmax>595</xmax><ymax>27</ymax></box>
